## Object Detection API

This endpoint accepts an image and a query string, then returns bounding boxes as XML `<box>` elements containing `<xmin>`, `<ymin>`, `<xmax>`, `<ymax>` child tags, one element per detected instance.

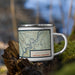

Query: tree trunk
<box><xmin>2</xmin><ymin>41</ymin><xmax>58</xmax><ymax>75</ymax></box>
<box><xmin>2</xmin><ymin>41</ymin><xmax>43</xmax><ymax>75</ymax></box>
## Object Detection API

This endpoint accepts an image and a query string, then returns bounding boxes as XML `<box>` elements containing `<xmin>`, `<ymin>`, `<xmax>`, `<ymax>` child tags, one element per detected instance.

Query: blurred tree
<box><xmin>36</xmin><ymin>0</ymin><xmax>39</xmax><ymax>24</ymax></box>
<box><xmin>59</xmin><ymin>0</ymin><xmax>65</xmax><ymax>34</ymax></box>
<box><xmin>59</xmin><ymin>0</ymin><xmax>73</xmax><ymax>36</ymax></box>
<box><xmin>10</xmin><ymin>0</ymin><xmax>18</xmax><ymax>40</ymax></box>
<box><xmin>15</xmin><ymin>0</ymin><xmax>26</xmax><ymax>8</ymax></box>
<box><xmin>69</xmin><ymin>13</ymin><xmax>75</xmax><ymax>41</ymax></box>
<box><xmin>67</xmin><ymin>0</ymin><xmax>73</xmax><ymax>36</ymax></box>
<box><xmin>0</xmin><ymin>0</ymin><xmax>10</xmax><ymax>7</ymax></box>
<box><xmin>49</xmin><ymin>0</ymin><xmax>53</xmax><ymax>24</ymax></box>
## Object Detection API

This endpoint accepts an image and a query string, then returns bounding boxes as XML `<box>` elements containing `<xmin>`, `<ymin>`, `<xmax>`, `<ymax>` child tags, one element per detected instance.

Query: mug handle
<box><xmin>53</xmin><ymin>33</ymin><xmax>67</xmax><ymax>56</ymax></box>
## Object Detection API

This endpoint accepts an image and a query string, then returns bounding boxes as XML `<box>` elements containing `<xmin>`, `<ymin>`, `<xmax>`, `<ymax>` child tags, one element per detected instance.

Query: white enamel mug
<box><xmin>18</xmin><ymin>24</ymin><xmax>67</xmax><ymax>61</ymax></box>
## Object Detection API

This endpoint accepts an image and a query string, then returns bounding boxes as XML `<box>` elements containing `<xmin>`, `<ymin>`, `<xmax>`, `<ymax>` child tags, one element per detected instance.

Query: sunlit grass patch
<box><xmin>0</xmin><ymin>65</ymin><xmax>7</xmax><ymax>74</ymax></box>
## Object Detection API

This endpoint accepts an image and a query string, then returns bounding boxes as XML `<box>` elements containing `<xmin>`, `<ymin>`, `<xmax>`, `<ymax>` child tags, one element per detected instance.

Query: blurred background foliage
<box><xmin>55</xmin><ymin>62</ymin><xmax>75</xmax><ymax>75</ymax></box>
<box><xmin>54</xmin><ymin>40</ymin><xmax>75</xmax><ymax>64</ymax></box>
<box><xmin>0</xmin><ymin>0</ymin><xmax>75</xmax><ymax>75</ymax></box>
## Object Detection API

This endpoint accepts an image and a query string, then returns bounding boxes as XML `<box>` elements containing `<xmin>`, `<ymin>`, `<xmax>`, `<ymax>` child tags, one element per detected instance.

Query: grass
<box><xmin>54</xmin><ymin>40</ymin><xmax>75</xmax><ymax>64</ymax></box>
<box><xmin>55</xmin><ymin>62</ymin><xmax>75</xmax><ymax>75</ymax></box>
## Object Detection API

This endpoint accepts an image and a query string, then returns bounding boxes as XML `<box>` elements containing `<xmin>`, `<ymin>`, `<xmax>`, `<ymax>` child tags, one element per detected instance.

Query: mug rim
<box><xmin>18</xmin><ymin>24</ymin><xmax>54</xmax><ymax>27</ymax></box>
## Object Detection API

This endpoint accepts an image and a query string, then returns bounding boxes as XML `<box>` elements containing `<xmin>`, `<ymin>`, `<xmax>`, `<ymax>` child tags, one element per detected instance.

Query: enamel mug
<box><xmin>18</xmin><ymin>24</ymin><xmax>67</xmax><ymax>61</ymax></box>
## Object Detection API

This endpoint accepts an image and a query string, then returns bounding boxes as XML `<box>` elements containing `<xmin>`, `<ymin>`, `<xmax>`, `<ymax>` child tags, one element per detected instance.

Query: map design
<box><xmin>18</xmin><ymin>30</ymin><xmax>51</xmax><ymax>57</ymax></box>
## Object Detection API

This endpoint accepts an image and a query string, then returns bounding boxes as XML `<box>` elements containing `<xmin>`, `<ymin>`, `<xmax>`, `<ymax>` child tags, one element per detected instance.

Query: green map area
<box><xmin>18</xmin><ymin>30</ymin><xmax>51</xmax><ymax>57</ymax></box>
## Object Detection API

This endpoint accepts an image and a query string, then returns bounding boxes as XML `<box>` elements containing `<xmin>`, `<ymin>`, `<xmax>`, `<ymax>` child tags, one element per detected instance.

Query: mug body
<box><xmin>18</xmin><ymin>24</ymin><xmax>54</xmax><ymax>61</ymax></box>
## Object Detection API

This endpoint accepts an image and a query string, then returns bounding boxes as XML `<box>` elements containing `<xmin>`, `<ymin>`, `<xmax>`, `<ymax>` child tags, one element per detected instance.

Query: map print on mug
<box><xmin>18</xmin><ymin>30</ymin><xmax>51</xmax><ymax>58</ymax></box>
